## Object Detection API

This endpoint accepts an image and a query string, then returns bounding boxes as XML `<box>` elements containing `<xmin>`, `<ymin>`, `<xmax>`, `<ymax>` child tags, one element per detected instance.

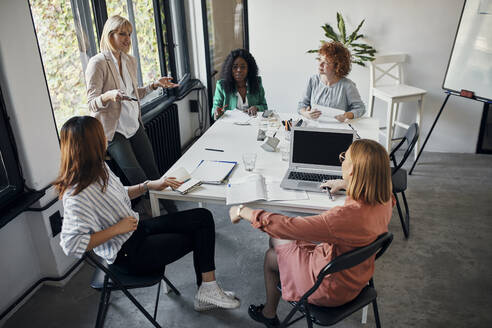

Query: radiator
<box><xmin>144</xmin><ymin>104</ymin><xmax>181</xmax><ymax>175</ymax></box>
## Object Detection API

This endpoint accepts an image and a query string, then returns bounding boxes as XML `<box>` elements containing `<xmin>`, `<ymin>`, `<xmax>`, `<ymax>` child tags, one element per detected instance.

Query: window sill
<box><xmin>0</xmin><ymin>189</ymin><xmax>46</xmax><ymax>229</ymax></box>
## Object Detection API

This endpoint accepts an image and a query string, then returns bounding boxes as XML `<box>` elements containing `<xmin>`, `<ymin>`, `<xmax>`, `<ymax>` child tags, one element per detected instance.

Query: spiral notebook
<box><xmin>191</xmin><ymin>160</ymin><xmax>237</xmax><ymax>184</ymax></box>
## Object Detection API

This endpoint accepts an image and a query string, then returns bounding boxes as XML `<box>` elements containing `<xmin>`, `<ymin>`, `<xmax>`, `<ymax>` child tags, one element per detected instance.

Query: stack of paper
<box><xmin>226</xmin><ymin>174</ymin><xmax>308</xmax><ymax>205</ymax></box>
<box><xmin>219</xmin><ymin>109</ymin><xmax>255</xmax><ymax>125</ymax></box>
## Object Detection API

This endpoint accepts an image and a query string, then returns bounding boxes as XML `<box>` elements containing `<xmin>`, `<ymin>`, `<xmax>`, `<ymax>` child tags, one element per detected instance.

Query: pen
<box><xmin>205</xmin><ymin>148</ymin><xmax>224</xmax><ymax>152</ymax></box>
<box><xmin>348</xmin><ymin>123</ymin><xmax>361</xmax><ymax>139</ymax></box>
<box><xmin>327</xmin><ymin>188</ymin><xmax>334</xmax><ymax>200</ymax></box>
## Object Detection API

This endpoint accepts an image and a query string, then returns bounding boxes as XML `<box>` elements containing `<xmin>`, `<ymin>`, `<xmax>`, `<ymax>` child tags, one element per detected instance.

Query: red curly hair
<box><xmin>319</xmin><ymin>41</ymin><xmax>352</xmax><ymax>79</ymax></box>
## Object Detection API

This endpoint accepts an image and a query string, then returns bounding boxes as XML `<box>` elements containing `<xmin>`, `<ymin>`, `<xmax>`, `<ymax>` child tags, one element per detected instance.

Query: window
<box><xmin>29</xmin><ymin>0</ymin><xmax>190</xmax><ymax>131</ymax></box>
<box><xmin>0</xmin><ymin>83</ymin><xmax>23</xmax><ymax>213</ymax></box>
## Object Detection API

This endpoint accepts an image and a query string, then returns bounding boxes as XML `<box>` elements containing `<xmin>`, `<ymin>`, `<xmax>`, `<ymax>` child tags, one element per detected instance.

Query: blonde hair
<box><xmin>346</xmin><ymin>139</ymin><xmax>392</xmax><ymax>205</ymax></box>
<box><xmin>99</xmin><ymin>15</ymin><xmax>133</xmax><ymax>53</ymax></box>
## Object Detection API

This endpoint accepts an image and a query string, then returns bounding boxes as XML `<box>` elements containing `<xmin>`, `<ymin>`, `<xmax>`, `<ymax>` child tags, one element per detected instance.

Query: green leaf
<box><xmin>337</xmin><ymin>12</ymin><xmax>346</xmax><ymax>43</ymax></box>
<box><xmin>347</xmin><ymin>19</ymin><xmax>365</xmax><ymax>44</ymax></box>
<box><xmin>353</xmin><ymin>60</ymin><xmax>366</xmax><ymax>67</ymax></box>
<box><xmin>322</xmin><ymin>24</ymin><xmax>339</xmax><ymax>42</ymax></box>
<box><xmin>306</xmin><ymin>49</ymin><xmax>319</xmax><ymax>53</ymax></box>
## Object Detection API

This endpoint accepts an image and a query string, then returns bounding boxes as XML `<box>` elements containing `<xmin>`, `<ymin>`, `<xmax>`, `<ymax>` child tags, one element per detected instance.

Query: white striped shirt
<box><xmin>59</xmin><ymin>165</ymin><xmax>139</xmax><ymax>264</ymax></box>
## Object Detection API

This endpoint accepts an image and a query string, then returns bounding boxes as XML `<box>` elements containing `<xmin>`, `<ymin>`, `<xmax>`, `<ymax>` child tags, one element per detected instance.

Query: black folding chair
<box><xmin>278</xmin><ymin>232</ymin><xmax>394</xmax><ymax>328</ymax></box>
<box><xmin>84</xmin><ymin>252</ymin><xmax>180</xmax><ymax>328</ymax></box>
<box><xmin>389</xmin><ymin>123</ymin><xmax>419</xmax><ymax>238</ymax></box>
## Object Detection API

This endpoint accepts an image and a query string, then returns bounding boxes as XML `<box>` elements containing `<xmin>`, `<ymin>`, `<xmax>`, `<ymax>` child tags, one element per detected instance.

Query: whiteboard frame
<box><xmin>442</xmin><ymin>0</ymin><xmax>492</xmax><ymax>102</ymax></box>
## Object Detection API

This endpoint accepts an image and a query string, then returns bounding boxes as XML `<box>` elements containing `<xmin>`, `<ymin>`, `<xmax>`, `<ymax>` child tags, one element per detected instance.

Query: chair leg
<box><xmin>394</xmin><ymin>192</ymin><xmax>409</xmax><ymax>238</ymax></box>
<box><xmin>162</xmin><ymin>276</ymin><xmax>180</xmax><ymax>295</ymax></box>
<box><xmin>385</xmin><ymin>101</ymin><xmax>395</xmax><ymax>153</ymax></box>
<box><xmin>280</xmin><ymin>305</ymin><xmax>302</xmax><ymax>327</ymax></box>
<box><xmin>304</xmin><ymin>303</ymin><xmax>314</xmax><ymax>328</ymax></box>
<box><xmin>154</xmin><ymin>280</ymin><xmax>161</xmax><ymax>320</ymax></box>
<box><xmin>372</xmin><ymin>299</ymin><xmax>382</xmax><ymax>328</ymax></box>
<box><xmin>95</xmin><ymin>277</ymin><xmax>111</xmax><ymax>328</ymax></box>
<box><xmin>369</xmin><ymin>94</ymin><xmax>375</xmax><ymax>117</ymax></box>
<box><xmin>392</xmin><ymin>103</ymin><xmax>400</xmax><ymax>140</ymax></box>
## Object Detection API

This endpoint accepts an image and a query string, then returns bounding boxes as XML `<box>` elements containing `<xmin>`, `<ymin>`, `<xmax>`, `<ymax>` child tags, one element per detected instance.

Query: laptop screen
<box><xmin>292</xmin><ymin>129</ymin><xmax>354</xmax><ymax>166</ymax></box>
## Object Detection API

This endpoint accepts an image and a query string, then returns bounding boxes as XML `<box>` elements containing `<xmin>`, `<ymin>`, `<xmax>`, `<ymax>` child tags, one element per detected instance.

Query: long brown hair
<box><xmin>346</xmin><ymin>139</ymin><xmax>392</xmax><ymax>205</ymax></box>
<box><xmin>53</xmin><ymin>116</ymin><xmax>109</xmax><ymax>198</ymax></box>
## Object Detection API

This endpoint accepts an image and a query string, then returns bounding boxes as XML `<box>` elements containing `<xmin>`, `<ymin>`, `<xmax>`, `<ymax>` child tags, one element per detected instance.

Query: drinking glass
<box><xmin>242</xmin><ymin>153</ymin><xmax>257</xmax><ymax>171</ymax></box>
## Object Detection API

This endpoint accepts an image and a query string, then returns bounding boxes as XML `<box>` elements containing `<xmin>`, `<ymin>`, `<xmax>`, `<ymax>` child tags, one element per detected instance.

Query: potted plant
<box><xmin>308</xmin><ymin>13</ymin><xmax>376</xmax><ymax>67</ymax></box>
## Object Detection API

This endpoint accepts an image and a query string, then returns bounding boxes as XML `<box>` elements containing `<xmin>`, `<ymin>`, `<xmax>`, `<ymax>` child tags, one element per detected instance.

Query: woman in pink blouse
<box><xmin>229</xmin><ymin>139</ymin><xmax>394</xmax><ymax>327</ymax></box>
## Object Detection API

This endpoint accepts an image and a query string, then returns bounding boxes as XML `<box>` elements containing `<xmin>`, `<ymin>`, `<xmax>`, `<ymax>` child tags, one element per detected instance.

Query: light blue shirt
<box><xmin>60</xmin><ymin>165</ymin><xmax>139</xmax><ymax>264</ymax></box>
<box><xmin>298</xmin><ymin>75</ymin><xmax>366</xmax><ymax>118</ymax></box>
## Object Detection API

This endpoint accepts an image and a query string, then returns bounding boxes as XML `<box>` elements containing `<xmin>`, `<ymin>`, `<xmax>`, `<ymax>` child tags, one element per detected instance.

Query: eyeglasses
<box><xmin>339</xmin><ymin>151</ymin><xmax>346</xmax><ymax>163</ymax></box>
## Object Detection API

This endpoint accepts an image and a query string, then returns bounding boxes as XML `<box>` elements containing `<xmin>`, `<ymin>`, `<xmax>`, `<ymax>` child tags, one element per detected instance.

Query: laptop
<box><xmin>280</xmin><ymin>127</ymin><xmax>355</xmax><ymax>192</ymax></box>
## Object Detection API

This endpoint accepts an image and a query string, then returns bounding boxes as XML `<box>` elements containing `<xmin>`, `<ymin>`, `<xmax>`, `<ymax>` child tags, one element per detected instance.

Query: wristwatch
<box><xmin>236</xmin><ymin>204</ymin><xmax>244</xmax><ymax>218</ymax></box>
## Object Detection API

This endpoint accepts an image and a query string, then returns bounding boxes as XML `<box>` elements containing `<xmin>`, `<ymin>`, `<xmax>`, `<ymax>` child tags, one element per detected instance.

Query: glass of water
<box><xmin>242</xmin><ymin>153</ymin><xmax>257</xmax><ymax>171</ymax></box>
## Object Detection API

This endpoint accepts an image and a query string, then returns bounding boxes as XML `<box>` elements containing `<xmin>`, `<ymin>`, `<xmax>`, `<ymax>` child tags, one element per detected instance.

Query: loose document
<box><xmin>226</xmin><ymin>174</ymin><xmax>308</xmax><ymax>205</ymax></box>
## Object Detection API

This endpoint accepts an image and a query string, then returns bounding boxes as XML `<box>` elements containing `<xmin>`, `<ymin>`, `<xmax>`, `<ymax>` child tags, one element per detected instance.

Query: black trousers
<box><xmin>113</xmin><ymin>208</ymin><xmax>215</xmax><ymax>286</ymax></box>
<box><xmin>107</xmin><ymin>124</ymin><xmax>177</xmax><ymax>213</ymax></box>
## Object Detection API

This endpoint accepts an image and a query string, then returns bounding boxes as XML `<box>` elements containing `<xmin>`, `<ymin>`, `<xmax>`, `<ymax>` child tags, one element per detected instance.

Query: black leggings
<box><xmin>113</xmin><ymin>208</ymin><xmax>215</xmax><ymax>286</ymax></box>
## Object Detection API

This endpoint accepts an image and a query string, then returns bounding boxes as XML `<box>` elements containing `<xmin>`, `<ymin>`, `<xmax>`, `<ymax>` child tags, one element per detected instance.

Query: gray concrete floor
<box><xmin>4</xmin><ymin>152</ymin><xmax>492</xmax><ymax>328</ymax></box>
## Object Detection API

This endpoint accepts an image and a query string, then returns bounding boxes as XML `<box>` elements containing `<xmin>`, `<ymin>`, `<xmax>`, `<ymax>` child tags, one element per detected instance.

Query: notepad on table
<box><xmin>226</xmin><ymin>174</ymin><xmax>308</xmax><ymax>205</ymax></box>
<box><xmin>168</xmin><ymin>167</ymin><xmax>202</xmax><ymax>195</ymax></box>
<box><xmin>191</xmin><ymin>160</ymin><xmax>237</xmax><ymax>184</ymax></box>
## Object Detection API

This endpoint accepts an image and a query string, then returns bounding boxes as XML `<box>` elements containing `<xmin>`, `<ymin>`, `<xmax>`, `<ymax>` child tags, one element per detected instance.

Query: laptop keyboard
<box><xmin>288</xmin><ymin>171</ymin><xmax>341</xmax><ymax>182</ymax></box>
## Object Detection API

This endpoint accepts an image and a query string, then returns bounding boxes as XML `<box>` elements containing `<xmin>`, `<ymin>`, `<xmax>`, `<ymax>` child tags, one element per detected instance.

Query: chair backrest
<box><xmin>370</xmin><ymin>54</ymin><xmax>407</xmax><ymax>87</ymax></box>
<box><xmin>318</xmin><ymin>232</ymin><xmax>393</xmax><ymax>279</ymax></box>
<box><xmin>298</xmin><ymin>233</ymin><xmax>393</xmax><ymax>303</ymax></box>
<box><xmin>390</xmin><ymin>123</ymin><xmax>419</xmax><ymax>172</ymax></box>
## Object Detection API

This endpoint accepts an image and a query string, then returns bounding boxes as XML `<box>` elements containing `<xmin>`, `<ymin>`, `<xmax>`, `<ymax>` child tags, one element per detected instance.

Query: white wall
<box><xmin>248</xmin><ymin>0</ymin><xmax>483</xmax><ymax>153</ymax></box>
<box><xmin>0</xmin><ymin>0</ymin><xmax>208</xmax><ymax>320</ymax></box>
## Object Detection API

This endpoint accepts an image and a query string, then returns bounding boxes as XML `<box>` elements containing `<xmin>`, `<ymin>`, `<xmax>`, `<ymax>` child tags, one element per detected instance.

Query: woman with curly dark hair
<box><xmin>299</xmin><ymin>41</ymin><xmax>365</xmax><ymax>122</ymax></box>
<box><xmin>212</xmin><ymin>49</ymin><xmax>268</xmax><ymax>119</ymax></box>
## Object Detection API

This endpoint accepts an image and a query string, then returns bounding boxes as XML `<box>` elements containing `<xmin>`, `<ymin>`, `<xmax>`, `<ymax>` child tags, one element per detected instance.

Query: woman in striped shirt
<box><xmin>54</xmin><ymin>116</ymin><xmax>239</xmax><ymax>311</ymax></box>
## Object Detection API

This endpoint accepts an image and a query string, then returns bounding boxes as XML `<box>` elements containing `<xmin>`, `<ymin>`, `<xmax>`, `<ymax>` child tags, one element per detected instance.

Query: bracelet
<box><xmin>143</xmin><ymin>180</ymin><xmax>150</xmax><ymax>194</ymax></box>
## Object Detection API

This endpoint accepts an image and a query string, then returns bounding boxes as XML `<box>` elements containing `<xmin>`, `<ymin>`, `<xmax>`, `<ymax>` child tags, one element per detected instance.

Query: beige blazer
<box><xmin>85</xmin><ymin>51</ymin><xmax>152</xmax><ymax>141</ymax></box>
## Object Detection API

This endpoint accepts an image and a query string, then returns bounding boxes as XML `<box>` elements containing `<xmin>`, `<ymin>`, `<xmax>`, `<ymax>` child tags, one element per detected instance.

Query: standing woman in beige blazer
<box><xmin>85</xmin><ymin>15</ymin><xmax>177</xmax><ymax>213</ymax></box>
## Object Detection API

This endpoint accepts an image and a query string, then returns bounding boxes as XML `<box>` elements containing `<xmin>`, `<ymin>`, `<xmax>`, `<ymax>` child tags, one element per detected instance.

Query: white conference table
<box><xmin>149</xmin><ymin>114</ymin><xmax>379</xmax><ymax>217</ymax></box>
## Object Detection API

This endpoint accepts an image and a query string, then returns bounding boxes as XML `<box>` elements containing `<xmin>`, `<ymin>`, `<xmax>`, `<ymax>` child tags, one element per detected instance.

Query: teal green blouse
<box><xmin>211</xmin><ymin>77</ymin><xmax>268</xmax><ymax>116</ymax></box>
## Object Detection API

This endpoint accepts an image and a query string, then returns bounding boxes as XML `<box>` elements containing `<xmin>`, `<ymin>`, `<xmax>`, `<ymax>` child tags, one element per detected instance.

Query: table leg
<box><xmin>198</xmin><ymin>202</ymin><xmax>203</xmax><ymax>208</ymax></box>
<box><xmin>415</xmin><ymin>96</ymin><xmax>424</xmax><ymax>160</ymax></box>
<box><xmin>150</xmin><ymin>193</ymin><xmax>161</xmax><ymax>217</ymax></box>
<box><xmin>362</xmin><ymin>305</ymin><xmax>368</xmax><ymax>324</ymax></box>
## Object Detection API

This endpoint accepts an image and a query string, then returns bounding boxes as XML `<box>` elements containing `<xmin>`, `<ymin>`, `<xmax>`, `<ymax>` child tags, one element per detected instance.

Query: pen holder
<box><xmin>261</xmin><ymin>136</ymin><xmax>280</xmax><ymax>152</ymax></box>
<box><xmin>257</xmin><ymin>129</ymin><xmax>266</xmax><ymax>141</ymax></box>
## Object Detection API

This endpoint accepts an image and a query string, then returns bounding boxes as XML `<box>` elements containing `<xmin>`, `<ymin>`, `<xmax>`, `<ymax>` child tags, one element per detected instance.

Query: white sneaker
<box><xmin>194</xmin><ymin>291</ymin><xmax>237</xmax><ymax>312</ymax></box>
<box><xmin>195</xmin><ymin>284</ymin><xmax>240</xmax><ymax>309</ymax></box>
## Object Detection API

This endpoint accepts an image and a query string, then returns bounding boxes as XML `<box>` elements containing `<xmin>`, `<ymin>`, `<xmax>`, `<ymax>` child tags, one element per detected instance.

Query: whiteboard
<box><xmin>443</xmin><ymin>0</ymin><xmax>492</xmax><ymax>101</ymax></box>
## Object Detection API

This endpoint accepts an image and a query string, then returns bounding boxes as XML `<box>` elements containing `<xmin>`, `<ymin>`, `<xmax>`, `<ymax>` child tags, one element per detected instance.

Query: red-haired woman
<box><xmin>299</xmin><ymin>41</ymin><xmax>365</xmax><ymax>122</ymax></box>
<box><xmin>230</xmin><ymin>139</ymin><xmax>394</xmax><ymax>327</ymax></box>
<box><xmin>54</xmin><ymin>116</ymin><xmax>239</xmax><ymax>311</ymax></box>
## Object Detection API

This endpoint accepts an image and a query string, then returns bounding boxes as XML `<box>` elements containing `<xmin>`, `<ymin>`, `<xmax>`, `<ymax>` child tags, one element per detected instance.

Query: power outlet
<box><xmin>49</xmin><ymin>211</ymin><xmax>63</xmax><ymax>237</ymax></box>
<box><xmin>189</xmin><ymin>99</ymin><xmax>199</xmax><ymax>112</ymax></box>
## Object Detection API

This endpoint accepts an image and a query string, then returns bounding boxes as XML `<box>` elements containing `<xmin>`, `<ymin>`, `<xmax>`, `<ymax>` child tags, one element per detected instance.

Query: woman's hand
<box><xmin>103</xmin><ymin>89</ymin><xmax>124</xmax><ymax>103</ymax></box>
<box><xmin>113</xmin><ymin>216</ymin><xmax>138</xmax><ymax>235</ymax></box>
<box><xmin>247</xmin><ymin>106</ymin><xmax>258</xmax><ymax>116</ymax></box>
<box><xmin>320</xmin><ymin>179</ymin><xmax>347</xmax><ymax>193</ymax></box>
<box><xmin>214</xmin><ymin>105</ymin><xmax>228</xmax><ymax>120</ymax></box>
<box><xmin>154</xmin><ymin>77</ymin><xmax>179</xmax><ymax>89</ymax></box>
<box><xmin>150</xmin><ymin>176</ymin><xmax>183</xmax><ymax>191</ymax></box>
<box><xmin>335</xmin><ymin>112</ymin><xmax>354</xmax><ymax>122</ymax></box>
<box><xmin>300</xmin><ymin>106</ymin><xmax>322</xmax><ymax>119</ymax></box>
<box><xmin>229</xmin><ymin>206</ymin><xmax>242</xmax><ymax>224</ymax></box>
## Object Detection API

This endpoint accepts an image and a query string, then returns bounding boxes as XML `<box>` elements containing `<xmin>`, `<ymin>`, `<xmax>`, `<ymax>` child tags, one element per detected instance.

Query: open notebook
<box><xmin>226</xmin><ymin>174</ymin><xmax>308</xmax><ymax>205</ymax></box>
<box><xmin>168</xmin><ymin>167</ymin><xmax>202</xmax><ymax>195</ymax></box>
